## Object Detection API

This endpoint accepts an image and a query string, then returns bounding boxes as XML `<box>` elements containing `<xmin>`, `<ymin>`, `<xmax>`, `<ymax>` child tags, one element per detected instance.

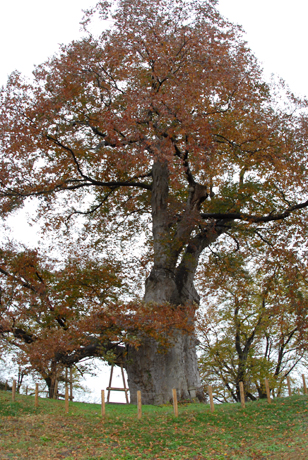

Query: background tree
<box><xmin>0</xmin><ymin>243</ymin><xmax>124</xmax><ymax>397</ymax></box>
<box><xmin>197</xmin><ymin>244</ymin><xmax>308</xmax><ymax>402</ymax></box>
<box><xmin>1</xmin><ymin>0</ymin><xmax>308</xmax><ymax>403</ymax></box>
<box><xmin>0</xmin><ymin>242</ymin><xmax>190</xmax><ymax>397</ymax></box>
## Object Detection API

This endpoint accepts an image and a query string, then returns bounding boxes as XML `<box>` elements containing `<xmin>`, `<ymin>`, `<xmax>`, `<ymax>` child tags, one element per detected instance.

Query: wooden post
<box><xmin>265</xmin><ymin>379</ymin><xmax>271</xmax><ymax>404</ymax></box>
<box><xmin>101</xmin><ymin>390</ymin><xmax>105</xmax><ymax>417</ymax></box>
<box><xmin>239</xmin><ymin>381</ymin><xmax>245</xmax><ymax>408</ymax></box>
<box><xmin>12</xmin><ymin>380</ymin><xmax>16</xmax><ymax>402</ymax></box>
<box><xmin>302</xmin><ymin>375</ymin><xmax>307</xmax><ymax>395</ymax></box>
<box><xmin>25</xmin><ymin>385</ymin><xmax>28</xmax><ymax>395</ymax></box>
<box><xmin>208</xmin><ymin>385</ymin><xmax>215</xmax><ymax>412</ymax></box>
<box><xmin>172</xmin><ymin>389</ymin><xmax>178</xmax><ymax>417</ymax></box>
<box><xmin>287</xmin><ymin>376</ymin><xmax>292</xmax><ymax>397</ymax></box>
<box><xmin>137</xmin><ymin>390</ymin><xmax>142</xmax><ymax>419</ymax></box>
<box><xmin>107</xmin><ymin>366</ymin><xmax>114</xmax><ymax>403</ymax></box>
<box><xmin>35</xmin><ymin>383</ymin><xmax>39</xmax><ymax>407</ymax></box>
<box><xmin>121</xmin><ymin>365</ymin><xmax>129</xmax><ymax>404</ymax></box>
<box><xmin>70</xmin><ymin>367</ymin><xmax>73</xmax><ymax>401</ymax></box>
<box><xmin>65</xmin><ymin>385</ymin><xmax>69</xmax><ymax>414</ymax></box>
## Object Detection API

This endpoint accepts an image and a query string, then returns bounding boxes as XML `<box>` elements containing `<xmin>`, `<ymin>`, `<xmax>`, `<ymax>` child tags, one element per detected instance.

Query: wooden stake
<box><xmin>137</xmin><ymin>390</ymin><xmax>142</xmax><ymax>419</ymax></box>
<box><xmin>287</xmin><ymin>376</ymin><xmax>292</xmax><ymax>397</ymax></box>
<box><xmin>35</xmin><ymin>383</ymin><xmax>39</xmax><ymax>407</ymax></box>
<box><xmin>265</xmin><ymin>378</ymin><xmax>271</xmax><ymax>404</ymax></box>
<box><xmin>65</xmin><ymin>385</ymin><xmax>69</xmax><ymax>414</ymax></box>
<box><xmin>121</xmin><ymin>365</ymin><xmax>129</xmax><ymax>404</ymax></box>
<box><xmin>172</xmin><ymin>389</ymin><xmax>178</xmax><ymax>417</ymax></box>
<box><xmin>302</xmin><ymin>375</ymin><xmax>307</xmax><ymax>395</ymax></box>
<box><xmin>208</xmin><ymin>385</ymin><xmax>215</xmax><ymax>412</ymax></box>
<box><xmin>12</xmin><ymin>380</ymin><xmax>16</xmax><ymax>402</ymax></box>
<box><xmin>239</xmin><ymin>381</ymin><xmax>245</xmax><ymax>408</ymax></box>
<box><xmin>70</xmin><ymin>367</ymin><xmax>73</xmax><ymax>401</ymax></box>
<box><xmin>101</xmin><ymin>390</ymin><xmax>105</xmax><ymax>417</ymax></box>
<box><xmin>107</xmin><ymin>366</ymin><xmax>114</xmax><ymax>403</ymax></box>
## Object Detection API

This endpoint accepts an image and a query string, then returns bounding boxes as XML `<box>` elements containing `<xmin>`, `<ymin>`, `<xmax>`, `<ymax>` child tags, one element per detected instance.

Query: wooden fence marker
<box><xmin>302</xmin><ymin>375</ymin><xmax>307</xmax><ymax>395</ymax></box>
<box><xmin>35</xmin><ymin>383</ymin><xmax>39</xmax><ymax>407</ymax></box>
<box><xmin>101</xmin><ymin>390</ymin><xmax>105</xmax><ymax>417</ymax></box>
<box><xmin>287</xmin><ymin>376</ymin><xmax>292</xmax><ymax>397</ymax></box>
<box><xmin>239</xmin><ymin>382</ymin><xmax>245</xmax><ymax>408</ymax></box>
<box><xmin>172</xmin><ymin>389</ymin><xmax>178</xmax><ymax>417</ymax></box>
<box><xmin>208</xmin><ymin>385</ymin><xmax>215</xmax><ymax>412</ymax></box>
<box><xmin>70</xmin><ymin>367</ymin><xmax>73</xmax><ymax>401</ymax></box>
<box><xmin>265</xmin><ymin>379</ymin><xmax>271</xmax><ymax>404</ymax></box>
<box><xmin>137</xmin><ymin>390</ymin><xmax>142</xmax><ymax>419</ymax></box>
<box><xmin>12</xmin><ymin>380</ymin><xmax>16</xmax><ymax>402</ymax></box>
<box><xmin>65</xmin><ymin>385</ymin><xmax>69</xmax><ymax>414</ymax></box>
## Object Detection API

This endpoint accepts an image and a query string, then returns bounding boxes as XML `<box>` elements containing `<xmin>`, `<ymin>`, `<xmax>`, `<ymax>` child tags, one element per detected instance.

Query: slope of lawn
<box><xmin>0</xmin><ymin>389</ymin><xmax>308</xmax><ymax>459</ymax></box>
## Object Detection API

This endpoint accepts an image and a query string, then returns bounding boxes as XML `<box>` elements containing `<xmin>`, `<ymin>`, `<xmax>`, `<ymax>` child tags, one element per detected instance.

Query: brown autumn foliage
<box><xmin>0</xmin><ymin>243</ymin><xmax>193</xmax><ymax>397</ymax></box>
<box><xmin>1</xmin><ymin>0</ymin><xmax>308</xmax><ymax>402</ymax></box>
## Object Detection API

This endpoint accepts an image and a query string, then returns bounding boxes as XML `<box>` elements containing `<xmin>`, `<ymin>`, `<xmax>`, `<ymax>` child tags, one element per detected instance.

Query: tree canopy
<box><xmin>2</xmin><ymin>0</ymin><xmax>307</xmax><ymax>232</ymax></box>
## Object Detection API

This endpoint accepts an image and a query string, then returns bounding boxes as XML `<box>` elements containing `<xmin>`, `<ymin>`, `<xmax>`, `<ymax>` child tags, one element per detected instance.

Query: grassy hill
<box><xmin>0</xmin><ymin>390</ymin><xmax>308</xmax><ymax>459</ymax></box>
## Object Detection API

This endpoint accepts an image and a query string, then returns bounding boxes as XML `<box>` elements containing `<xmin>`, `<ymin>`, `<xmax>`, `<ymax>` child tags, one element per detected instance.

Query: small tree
<box><xmin>197</xmin><ymin>245</ymin><xmax>308</xmax><ymax>402</ymax></box>
<box><xmin>0</xmin><ymin>243</ymin><xmax>124</xmax><ymax>397</ymax></box>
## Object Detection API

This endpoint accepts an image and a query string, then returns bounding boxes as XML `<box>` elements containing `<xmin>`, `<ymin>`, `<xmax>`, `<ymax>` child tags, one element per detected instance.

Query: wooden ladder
<box><xmin>106</xmin><ymin>364</ymin><xmax>129</xmax><ymax>403</ymax></box>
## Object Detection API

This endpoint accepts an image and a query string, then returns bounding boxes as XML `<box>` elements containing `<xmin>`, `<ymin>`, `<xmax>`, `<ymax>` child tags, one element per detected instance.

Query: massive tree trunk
<box><xmin>125</xmin><ymin>160</ymin><xmax>224</xmax><ymax>405</ymax></box>
<box><xmin>125</xmin><ymin>268</ymin><xmax>204</xmax><ymax>405</ymax></box>
<box><xmin>126</xmin><ymin>331</ymin><xmax>202</xmax><ymax>405</ymax></box>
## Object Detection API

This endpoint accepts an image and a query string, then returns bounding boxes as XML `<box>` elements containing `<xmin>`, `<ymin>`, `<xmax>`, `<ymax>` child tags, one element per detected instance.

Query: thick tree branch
<box><xmin>201</xmin><ymin>199</ymin><xmax>308</xmax><ymax>223</ymax></box>
<box><xmin>55</xmin><ymin>340</ymin><xmax>126</xmax><ymax>367</ymax></box>
<box><xmin>0</xmin><ymin>266</ymin><xmax>37</xmax><ymax>293</ymax></box>
<box><xmin>0</xmin><ymin>264</ymin><xmax>67</xmax><ymax>329</ymax></box>
<box><xmin>46</xmin><ymin>135</ymin><xmax>152</xmax><ymax>190</ymax></box>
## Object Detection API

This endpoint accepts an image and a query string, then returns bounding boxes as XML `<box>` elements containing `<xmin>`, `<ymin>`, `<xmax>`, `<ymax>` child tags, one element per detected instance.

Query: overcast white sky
<box><xmin>0</xmin><ymin>0</ymin><xmax>307</xmax><ymax>97</ymax></box>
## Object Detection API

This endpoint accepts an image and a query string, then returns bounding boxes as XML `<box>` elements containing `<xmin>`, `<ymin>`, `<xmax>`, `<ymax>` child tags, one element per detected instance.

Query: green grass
<box><xmin>1</xmin><ymin>390</ymin><xmax>308</xmax><ymax>459</ymax></box>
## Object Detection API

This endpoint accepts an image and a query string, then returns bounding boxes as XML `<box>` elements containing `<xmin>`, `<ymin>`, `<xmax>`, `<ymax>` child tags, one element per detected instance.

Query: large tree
<box><xmin>1</xmin><ymin>0</ymin><xmax>308</xmax><ymax>404</ymax></box>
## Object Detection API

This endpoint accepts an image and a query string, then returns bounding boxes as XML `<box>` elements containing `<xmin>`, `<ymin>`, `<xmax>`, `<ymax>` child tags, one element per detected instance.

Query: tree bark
<box><xmin>44</xmin><ymin>361</ymin><xmax>59</xmax><ymax>399</ymax></box>
<box><xmin>45</xmin><ymin>375</ymin><xmax>58</xmax><ymax>399</ymax></box>
<box><xmin>125</xmin><ymin>160</ymin><xmax>223</xmax><ymax>405</ymax></box>
<box><xmin>126</xmin><ymin>331</ymin><xmax>203</xmax><ymax>405</ymax></box>
<box><xmin>125</xmin><ymin>268</ymin><xmax>204</xmax><ymax>405</ymax></box>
